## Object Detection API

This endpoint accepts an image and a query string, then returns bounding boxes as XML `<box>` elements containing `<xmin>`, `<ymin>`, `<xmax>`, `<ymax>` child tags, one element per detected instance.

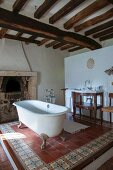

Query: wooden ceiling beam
<box><xmin>34</xmin><ymin>0</ymin><xmax>59</xmax><ymax>19</ymax></box>
<box><xmin>68</xmin><ymin>46</ymin><xmax>84</xmax><ymax>52</ymax></box>
<box><xmin>15</xmin><ymin>32</ymin><xmax>23</xmax><ymax>37</ymax></box>
<box><xmin>38</xmin><ymin>38</ymin><xmax>50</xmax><ymax>46</ymax></box>
<box><xmin>108</xmin><ymin>0</ymin><xmax>113</xmax><ymax>4</ymax></box>
<box><xmin>74</xmin><ymin>8</ymin><xmax>113</xmax><ymax>32</ymax></box>
<box><xmin>93</xmin><ymin>27</ymin><xmax>113</xmax><ymax>38</ymax></box>
<box><xmin>64</xmin><ymin>0</ymin><xmax>110</xmax><ymax>30</ymax></box>
<box><xmin>13</xmin><ymin>0</ymin><xmax>28</xmax><ymax>13</ymax></box>
<box><xmin>49</xmin><ymin>0</ymin><xmax>87</xmax><ymax>24</ymax></box>
<box><xmin>60</xmin><ymin>44</ymin><xmax>75</xmax><ymax>50</ymax></box>
<box><xmin>0</xmin><ymin>0</ymin><xmax>3</xmax><ymax>5</ymax></box>
<box><xmin>0</xmin><ymin>7</ymin><xmax>101</xmax><ymax>50</ymax></box>
<box><xmin>53</xmin><ymin>42</ymin><xmax>68</xmax><ymax>49</ymax></box>
<box><xmin>100</xmin><ymin>32</ymin><xmax>113</xmax><ymax>41</ymax></box>
<box><xmin>4</xmin><ymin>34</ymin><xmax>41</xmax><ymax>44</ymax></box>
<box><xmin>85</xmin><ymin>20</ymin><xmax>113</xmax><ymax>36</ymax></box>
<box><xmin>45</xmin><ymin>40</ymin><xmax>59</xmax><ymax>48</ymax></box>
<box><xmin>0</xmin><ymin>28</ymin><xmax>8</xmax><ymax>38</ymax></box>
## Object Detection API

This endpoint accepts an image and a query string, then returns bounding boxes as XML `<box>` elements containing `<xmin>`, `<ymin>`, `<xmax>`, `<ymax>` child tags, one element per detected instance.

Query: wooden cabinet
<box><xmin>72</xmin><ymin>91</ymin><xmax>104</xmax><ymax>122</ymax></box>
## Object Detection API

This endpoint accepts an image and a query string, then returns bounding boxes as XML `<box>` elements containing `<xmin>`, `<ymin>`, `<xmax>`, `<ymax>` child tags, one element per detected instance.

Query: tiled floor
<box><xmin>0</xmin><ymin>113</ymin><xmax>113</xmax><ymax>169</ymax></box>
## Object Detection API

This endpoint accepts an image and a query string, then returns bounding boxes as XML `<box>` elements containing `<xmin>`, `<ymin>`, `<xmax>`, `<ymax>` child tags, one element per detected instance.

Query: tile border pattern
<box><xmin>0</xmin><ymin>122</ymin><xmax>113</xmax><ymax>170</ymax></box>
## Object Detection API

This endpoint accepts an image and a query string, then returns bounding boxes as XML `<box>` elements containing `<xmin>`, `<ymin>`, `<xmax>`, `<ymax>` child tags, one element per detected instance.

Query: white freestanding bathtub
<box><xmin>13</xmin><ymin>100</ymin><xmax>69</xmax><ymax>149</ymax></box>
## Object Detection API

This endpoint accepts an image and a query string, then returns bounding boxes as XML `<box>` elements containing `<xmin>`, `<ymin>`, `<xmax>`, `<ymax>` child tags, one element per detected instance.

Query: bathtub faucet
<box><xmin>45</xmin><ymin>89</ymin><xmax>56</xmax><ymax>104</ymax></box>
<box><xmin>47</xmin><ymin>104</ymin><xmax>50</xmax><ymax>108</ymax></box>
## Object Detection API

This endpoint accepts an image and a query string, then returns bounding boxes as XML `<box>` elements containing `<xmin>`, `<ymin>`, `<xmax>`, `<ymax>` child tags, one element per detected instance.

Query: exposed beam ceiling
<box><xmin>68</xmin><ymin>46</ymin><xmax>84</xmax><ymax>52</ymax></box>
<box><xmin>74</xmin><ymin>8</ymin><xmax>113</xmax><ymax>32</ymax></box>
<box><xmin>0</xmin><ymin>28</ymin><xmax>8</xmax><ymax>38</ymax></box>
<box><xmin>49</xmin><ymin>0</ymin><xmax>87</xmax><ymax>24</ymax></box>
<box><xmin>34</xmin><ymin>0</ymin><xmax>60</xmax><ymax>19</ymax></box>
<box><xmin>60</xmin><ymin>44</ymin><xmax>75</xmax><ymax>50</ymax></box>
<box><xmin>64</xmin><ymin>0</ymin><xmax>110</xmax><ymax>30</ymax></box>
<box><xmin>4</xmin><ymin>34</ymin><xmax>41</xmax><ymax>44</ymax></box>
<box><xmin>85</xmin><ymin>20</ymin><xmax>113</xmax><ymax>36</ymax></box>
<box><xmin>45</xmin><ymin>40</ymin><xmax>59</xmax><ymax>48</ymax></box>
<box><xmin>13</xmin><ymin>0</ymin><xmax>28</xmax><ymax>13</ymax></box>
<box><xmin>93</xmin><ymin>27</ymin><xmax>113</xmax><ymax>38</ymax></box>
<box><xmin>38</xmin><ymin>38</ymin><xmax>50</xmax><ymax>46</ymax></box>
<box><xmin>53</xmin><ymin>42</ymin><xmax>68</xmax><ymax>49</ymax></box>
<box><xmin>100</xmin><ymin>32</ymin><xmax>113</xmax><ymax>41</ymax></box>
<box><xmin>0</xmin><ymin>7</ymin><xmax>101</xmax><ymax>50</ymax></box>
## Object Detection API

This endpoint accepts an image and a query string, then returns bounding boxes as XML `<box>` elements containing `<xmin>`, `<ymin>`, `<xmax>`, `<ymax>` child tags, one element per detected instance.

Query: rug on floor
<box><xmin>0</xmin><ymin>122</ymin><xmax>113</xmax><ymax>170</ymax></box>
<box><xmin>64</xmin><ymin>119</ymin><xmax>89</xmax><ymax>133</ymax></box>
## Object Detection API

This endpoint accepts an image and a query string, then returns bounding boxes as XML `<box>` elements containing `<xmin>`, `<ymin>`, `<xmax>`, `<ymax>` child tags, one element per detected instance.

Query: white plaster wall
<box><xmin>0</xmin><ymin>39</ymin><xmax>68</xmax><ymax>105</ymax></box>
<box><xmin>65</xmin><ymin>45</ymin><xmax>113</xmax><ymax>121</ymax></box>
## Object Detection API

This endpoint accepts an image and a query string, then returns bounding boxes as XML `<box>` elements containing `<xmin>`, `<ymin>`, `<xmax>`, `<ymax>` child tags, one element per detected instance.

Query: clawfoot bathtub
<box><xmin>13</xmin><ymin>100</ymin><xmax>69</xmax><ymax>149</ymax></box>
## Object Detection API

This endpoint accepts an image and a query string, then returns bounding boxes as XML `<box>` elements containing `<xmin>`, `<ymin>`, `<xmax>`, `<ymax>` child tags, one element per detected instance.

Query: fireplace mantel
<box><xmin>0</xmin><ymin>71</ymin><xmax>37</xmax><ymax>77</ymax></box>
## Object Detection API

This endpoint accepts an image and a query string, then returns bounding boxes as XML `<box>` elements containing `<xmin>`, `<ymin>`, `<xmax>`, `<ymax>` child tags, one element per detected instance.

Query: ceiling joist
<box><xmin>0</xmin><ymin>28</ymin><xmax>8</xmax><ymax>38</ymax></box>
<box><xmin>34</xmin><ymin>0</ymin><xmax>60</xmax><ymax>19</ymax></box>
<box><xmin>64</xmin><ymin>0</ymin><xmax>110</xmax><ymax>30</ymax></box>
<box><xmin>13</xmin><ymin>0</ymin><xmax>28</xmax><ymax>13</ymax></box>
<box><xmin>85</xmin><ymin>20</ymin><xmax>113</xmax><ymax>36</ymax></box>
<box><xmin>100</xmin><ymin>32</ymin><xmax>113</xmax><ymax>41</ymax></box>
<box><xmin>38</xmin><ymin>38</ymin><xmax>50</xmax><ymax>46</ymax></box>
<box><xmin>60</xmin><ymin>44</ymin><xmax>75</xmax><ymax>50</ymax></box>
<box><xmin>45</xmin><ymin>40</ymin><xmax>59</xmax><ymax>48</ymax></box>
<box><xmin>93</xmin><ymin>27</ymin><xmax>113</xmax><ymax>38</ymax></box>
<box><xmin>49</xmin><ymin>0</ymin><xmax>87</xmax><ymax>24</ymax></box>
<box><xmin>0</xmin><ymin>8</ymin><xmax>101</xmax><ymax>50</ymax></box>
<box><xmin>68</xmin><ymin>46</ymin><xmax>84</xmax><ymax>52</ymax></box>
<box><xmin>4</xmin><ymin>34</ymin><xmax>40</xmax><ymax>44</ymax></box>
<box><xmin>74</xmin><ymin>8</ymin><xmax>113</xmax><ymax>32</ymax></box>
<box><xmin>53</xmin><ymin>42</ymin><xmax>68</xmax><ymax>49</ymax></box>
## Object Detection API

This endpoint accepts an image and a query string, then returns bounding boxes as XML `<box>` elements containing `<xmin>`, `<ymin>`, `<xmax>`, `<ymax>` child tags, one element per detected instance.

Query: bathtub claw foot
<box><xmin>60</xmin><ymin>129</ymin><xmax>66</xmax><ymax>141</ymax></box>
<box><xmin>40</xmin><ymin>133</ymin><xmax>49</xmax><ymax>150</ymax></box>
<box><xmin>18</xmin><ymin>121</ymin><xmax>22</xmax><ymax>128</ymax></box>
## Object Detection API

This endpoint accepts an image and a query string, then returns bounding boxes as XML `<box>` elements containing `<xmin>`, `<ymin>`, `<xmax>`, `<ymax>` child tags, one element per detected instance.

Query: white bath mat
<box><xmin>63</xmin><ymin>119</ymin><xmax>89</xmax><ymax>134</ymax></box>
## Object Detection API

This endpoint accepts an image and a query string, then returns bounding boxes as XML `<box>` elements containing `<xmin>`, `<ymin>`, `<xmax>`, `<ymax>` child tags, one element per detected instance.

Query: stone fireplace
<box><xmin>0</xmin><ymin>71</ymin><xmax>37</xmax><ymax>123</ymax></box>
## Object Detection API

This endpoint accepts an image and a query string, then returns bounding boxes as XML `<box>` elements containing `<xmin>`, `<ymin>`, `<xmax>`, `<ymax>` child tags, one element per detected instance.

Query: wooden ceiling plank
<box><xmin>0</xmin><ymin>28</ymin><xmax>8</xmax><ymax>38</ymax></box>
<box><xmin>4</xmin><ymin>34</ymin><xmax>40</xmax><ymax>44</ymax></box>
<box><xmin>60</xmin><ymin>44</ymin><xmax>75</xmax><ymax>50</ymax></box>
<box><xmin>13</xmin><ymin>0</ymin><xmax>28</xmax><ymax>13</ymax></box>
<box><xmin>68</xmin><ymin>46</ymin><xmax>84</xmax><ymax>52</ymax></box>
<box><xmin>64</xmin><ymin>0</ymin><xmax>110</xmax><ymax>30</ymax></box>
<box><xmin>93</xmin><ymin>27</ymin><xmax>113</xmax><ymax>38</ymax></box>
<box><xmin>0</xmin><ymin>7</ymin><xmax>101</xmax><ymax>50</ymax></box>
<box><xmin>100</xmin><ymin>32</ymin><xmax>113</xmax><ymax>41</ymax></box>
<box><xmin>45</xmin><ymin>40</ymin><xmax>59</xmax><ymax>48</ymax></box>
<box><xmin>34</xmin><ymin>0</ymin><xmax>60</xmax><ymax>19</ymax></box>
<box><xmin>85</xmin><ymin>20</ymin><xmax>113</xmax><ymax>36</ymax></box>
<box><xmin>38</xmin><ymin>38</ymin><xmax>50</xmax><ymax>46</ymax></box>
<box><xmin>74</xmin><ymin>8</ymin><xmax>113</xmax><ymax>32</ymax></box>
<box><xmin>49</xmin><ymin>0</ymin><xmax>87</xmax><ymax>24</ymax></box>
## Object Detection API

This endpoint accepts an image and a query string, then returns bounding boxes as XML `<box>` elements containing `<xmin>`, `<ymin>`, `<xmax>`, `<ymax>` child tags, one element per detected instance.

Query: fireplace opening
<box><xmin>6</xmin><ymin>78</ymin><xmax>21</xmax><ymax>92</ymax></box>
<box><xmin>1</xmin><ymin>77</ymin><xmax>22</xmax><ymax>93</ymax></box>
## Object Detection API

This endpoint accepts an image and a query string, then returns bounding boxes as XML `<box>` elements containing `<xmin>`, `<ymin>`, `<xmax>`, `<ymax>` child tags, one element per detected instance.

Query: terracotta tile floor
<box><xmin>0</xmin><ymin>113</ymin><xmax>113</xmax><ymax>169</ymax></box>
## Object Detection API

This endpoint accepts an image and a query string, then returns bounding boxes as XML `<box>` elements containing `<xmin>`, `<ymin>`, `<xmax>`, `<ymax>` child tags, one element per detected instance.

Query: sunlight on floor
<box><xmin>0</xmin><ymin>132</ymin><xmax>26</xmax><ymax>140</ymax></box>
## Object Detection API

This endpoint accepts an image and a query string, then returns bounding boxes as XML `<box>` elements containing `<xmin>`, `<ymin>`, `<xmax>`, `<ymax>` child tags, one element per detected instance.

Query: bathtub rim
<box><xmin>13</xmin><ymin>100</ymin><xmax>69</xmax><ymax>116</ymax></box>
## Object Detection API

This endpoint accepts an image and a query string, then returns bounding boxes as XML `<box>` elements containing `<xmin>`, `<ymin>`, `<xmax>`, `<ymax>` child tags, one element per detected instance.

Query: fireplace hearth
<box><xmin>0</xmin><ymin>71</ymin><xmax>37</xmax><ymax>123</ymax></box>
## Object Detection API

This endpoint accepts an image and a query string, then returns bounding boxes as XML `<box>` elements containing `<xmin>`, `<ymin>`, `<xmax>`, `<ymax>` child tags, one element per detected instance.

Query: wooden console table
<box><xmin>72</xmin><ymin>91</ymin><xmax>104</xmax><ymax>122</ymax></box>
